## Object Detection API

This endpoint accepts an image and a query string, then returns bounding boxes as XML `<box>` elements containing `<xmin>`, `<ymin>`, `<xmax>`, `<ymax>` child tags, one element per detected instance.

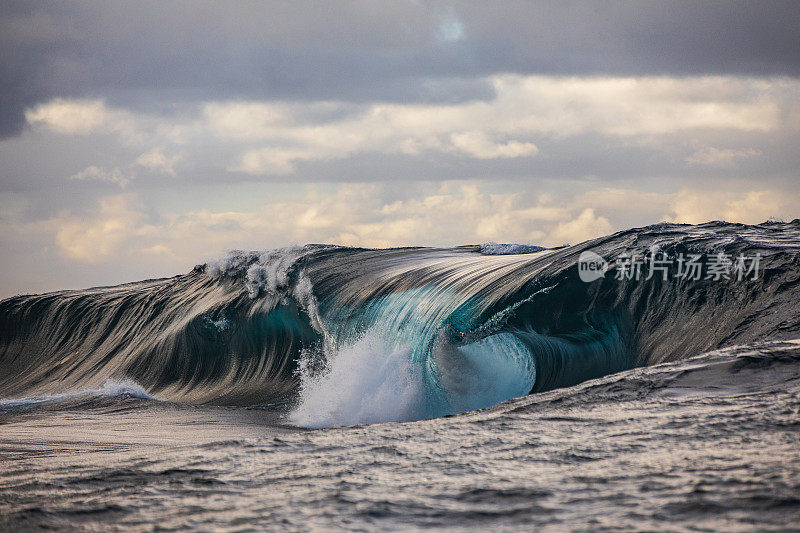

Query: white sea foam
<box><xmin>208</xmin><ymin>247</ymin><xmax>326</xmax><ymax>332</ymax></box>
<box><xmin>290</xmin><ymin>333</ymin><xmax>428</xmax><ymax>428</ymax></box>
<box><xmin>480</xmin><ymin>242</ymin><xmax>546</xmax><ymax>255</ymax></box>
<box><xmin>208</xmin><ymin>247</ymin><xmax>306</xmax><ymax>298</ymax></box>
<box><xmin>0</xmin><ymin>378</ymin><xmax>155</xmax><ymax>408</ymax></box>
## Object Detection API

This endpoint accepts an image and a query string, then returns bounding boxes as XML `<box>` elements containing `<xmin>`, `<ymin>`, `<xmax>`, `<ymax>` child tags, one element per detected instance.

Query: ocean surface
<box><xmin>1</xmin><ymin>221</ymin><xmax>799</xmax><ymax>531</ymax></box>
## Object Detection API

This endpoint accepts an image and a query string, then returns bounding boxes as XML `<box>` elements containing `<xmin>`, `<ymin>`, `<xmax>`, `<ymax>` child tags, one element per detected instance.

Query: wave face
<box><xmin>1</xmin><ymin>221</ymin><xmax>799</xmax><ymax>425</ymax></box>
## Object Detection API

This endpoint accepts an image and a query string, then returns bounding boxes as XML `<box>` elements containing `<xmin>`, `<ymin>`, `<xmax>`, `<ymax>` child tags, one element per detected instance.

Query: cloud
<box><xmin>198</xmin><ymin>75</ymin><xmax>794</xmax><ymax>174</ymax></box>
<box><xmin>573</xmin><ymin>186</ymin><xmax>800</xmax><ymax>227</ymax></box>
<box><xmin>70</xmin><ymin>165</ymin><xmax>131</xmax><ymax>188</ymax></box>
<box><xmin>134</xmin><ymin>148</ymin><xmax>180</xmax><ymax>177</ymax></box>
<box><xmin>490</xmin><ymin>76</ymin><xmax>782</xmax><ymax>136</ymax></box>
<box><xmin>29</xmin><ymin>75</ymin><xmax>784</xmax><ymax>177</ymax></box>
<box><xmin>202</xmin><ymin>102</ymin><xmax>286</xmax><ymax>142</ymax></box>
<box><xmin>54</xmin><ymin>194</ymin><xmax>146</xmax><ymax>262</ymax></box>
<box><xmin>42</xmin><ymin>183</ymin><xmax>798</xmax><ymax>270</ymax></box>
<box><xmin>233</xmin><ymin>148</ymin><xmax>309</xmax><ymax>175</ymax></box>
<box><xmin>65</xmin><ymin>148</ymin><xmax>181</xmax><ymax>189</ymax></box>
<box><xmin>2</xmin><ymin>3</ymin><xmax>798</xmax><ymax>139</ymax></box>
<box><xmin>665</xmin><ymin>189</ymin><xmax>800</xmax><ymax>224</ymax></box>
<box><xmin>2</xmin><ymin>182</ymin><xmax>796</xmax><ymax>297</ymax></box>
<box><xmin>42</xmin><ymin>185</ymin><xmax>569</xmax><ymax>264</ymax></box>
<box><xmin>548</xmin><ymin>209</ymin><xmax>614</xmax><ymax>246</ymax></box>
<box><xmin>449</xmin><ymin>131</ymin><xmax>538</xmax><ymax>159</ymax></box>
<box><xmin>437</xmin><ymin>19</ymin><xmax>465</xmax><ymax>43</ymax></box>
<box><xmin>23</xmin><ymin>98</ymin><xmax>146</xmax><ymax>143</ymax></box>
<box><xmin>24</xmin><ymin>99</ymin><xmax>110</xmax><ymax>135</ymax></box>
<box><xmin>685</xmin><ymin>147</ymin><xmax>762</xmax><ymax>167</ymax></box>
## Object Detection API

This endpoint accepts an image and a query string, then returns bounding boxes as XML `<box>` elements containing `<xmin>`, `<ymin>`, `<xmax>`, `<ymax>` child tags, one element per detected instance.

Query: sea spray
<box><xmin>289</xmin><ymin>327</ymin><xmax>536</xmax><ymax>428</ymax></box>
<box><xmin>290</xmin><ymin>332</ymin><xmax>428</xmax><ymax>428</ymax></box>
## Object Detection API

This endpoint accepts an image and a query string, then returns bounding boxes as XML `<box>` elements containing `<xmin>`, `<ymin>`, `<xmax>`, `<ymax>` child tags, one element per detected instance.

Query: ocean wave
<box><xmin>1</xmin><ymin>221</ymin><xmax>798</xmax><ymax>426</ymax></box>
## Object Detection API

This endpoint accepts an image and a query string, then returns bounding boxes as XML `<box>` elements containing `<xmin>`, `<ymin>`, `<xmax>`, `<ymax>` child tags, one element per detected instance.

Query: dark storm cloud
<box><xmin>1</xmin><ymin>0</ymin><xmax>799</xmax><ymax>138</ymax></box>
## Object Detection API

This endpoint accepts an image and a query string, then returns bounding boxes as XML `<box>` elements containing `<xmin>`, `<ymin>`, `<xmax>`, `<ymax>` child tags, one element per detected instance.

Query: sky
<box><xmin>1</xmin><ymin>1</ymin><xmax>799</xmax><ymax>297</ymax></box>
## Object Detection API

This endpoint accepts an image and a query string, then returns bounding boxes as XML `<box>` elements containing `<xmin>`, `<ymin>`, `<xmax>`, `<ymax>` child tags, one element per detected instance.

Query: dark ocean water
<box><xmin>1</xmin><ymin>221</ymin><xmax>799</xmax><ymax>531</ymax></box>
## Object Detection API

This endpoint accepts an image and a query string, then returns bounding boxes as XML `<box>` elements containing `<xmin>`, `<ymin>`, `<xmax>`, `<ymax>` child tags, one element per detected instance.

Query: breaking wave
<box><xmin>1</xmin><ymin>221</ymin><xmax>798</xmax><ymax>426</ymax></box>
